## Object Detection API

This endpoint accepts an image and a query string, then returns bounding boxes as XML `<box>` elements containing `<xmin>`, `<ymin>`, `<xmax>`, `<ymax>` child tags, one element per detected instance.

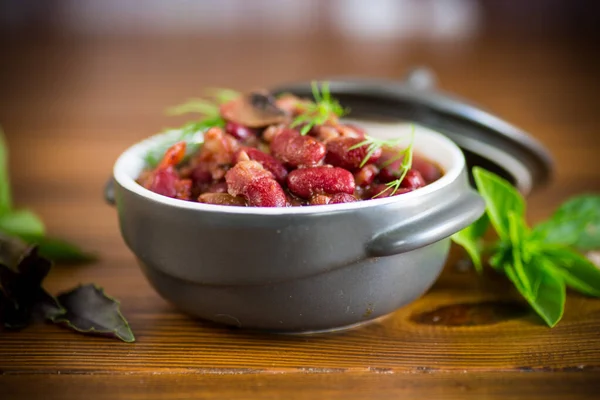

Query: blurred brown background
<box><xmin>0</xmin><ymin>0</ymin><xmax>599</xmax><ymax>247</ymax></box>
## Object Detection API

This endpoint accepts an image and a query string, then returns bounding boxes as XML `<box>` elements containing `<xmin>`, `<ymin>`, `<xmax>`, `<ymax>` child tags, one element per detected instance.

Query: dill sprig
<box><xmin>145</xmin><ymin>89</ymin><xmax>239</xmax><ymax>167</ymax></box>
<box><xmin>143</xmin><ymin>117</ymin><xmax>225</xmax><ymax>167</ymax></box>
<box><xmin>351</xmin><ymin>125</ymin><xmax>416</xmax><ymax>198</ymax></box>
<box><xmin>166</xmin><ymin>88</ymin><xmax>240</xmax><ymax>116</ymax></box>
<box><xmin>166</xmin><ymin>99</ymin><xmax>220</xmax><ymax>117</ymax></box>
<box><xmin>349</xmin><ymin>136</ymin><xmax>405</xmax><ymax>168</ymax></box>
<box><xmin>377</xmin><ymin>126</ymin><xmax>415</xmax><ymax>197</ymax></box>
<box><xmin>204</xmin><ymin>88</ymin><xmax>241</xmax><ymax>104</ymax></box>
<box><xmin>291</xmin><ymin>81</ymin><xmax>347</xmax><ymax>135</ymax></box>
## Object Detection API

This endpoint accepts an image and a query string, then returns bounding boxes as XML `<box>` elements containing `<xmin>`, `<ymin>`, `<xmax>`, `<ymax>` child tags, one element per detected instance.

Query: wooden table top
<box><xmin>1</xmin><ymin>30</ymin><xmax>599</xmax><ymax>399</ymax></box>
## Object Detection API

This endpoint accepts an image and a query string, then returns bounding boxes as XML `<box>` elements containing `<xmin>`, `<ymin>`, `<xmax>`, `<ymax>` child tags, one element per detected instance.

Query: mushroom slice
<box><xmin>220</xmin><ymin>91</ymin><xmax>287</xmax><ymax>128</ymax></box>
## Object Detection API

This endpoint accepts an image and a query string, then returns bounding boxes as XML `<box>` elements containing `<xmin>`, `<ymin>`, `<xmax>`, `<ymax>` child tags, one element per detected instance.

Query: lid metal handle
<box><xmin>403</xmin><ymin>67</ymin><xmax>437</xmax><ymax>91</ymax></box>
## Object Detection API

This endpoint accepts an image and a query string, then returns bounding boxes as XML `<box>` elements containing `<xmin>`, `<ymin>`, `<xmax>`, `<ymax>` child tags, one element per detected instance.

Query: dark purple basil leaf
<box><xmin>1</xmin><ymin>288</ymin><xmax>64</xmax><ymax>330</ymax></box>
<box><xmin>3</xmin><ymin>246</ymin><xmax>52</xmax><ymax>290</ymax></box>
<box><xmin>0</xmin><ymin>289</ymin><xmax>29</xmax><ymax>329</ymax></box>
<box><xmin>32</xmin><ymin>290</ymin><xmax>65</xmax><ymax>322</ymax></box>
<box><xmin>0</xmin><ymin>232</ymin><xmax>30</xmax><ymax>269</ymax></box>
<box><xmin>0</xmin><ymin>239</ymin><xmax>54</xmax><ymax>330</ymax></box>
<box><xmin>51</xmin><ymin>284</ymin><xmax>135</xmax><ymax>343</ymax></box>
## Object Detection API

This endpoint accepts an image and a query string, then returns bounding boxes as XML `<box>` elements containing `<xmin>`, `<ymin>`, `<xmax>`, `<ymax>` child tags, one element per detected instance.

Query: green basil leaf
<box><xmin>473</xmin><ymin>167</ymin><xmax>525</xmax><ymax>240</ymax></box>
<box><xmin>489</xmin><ymin>241</ymin><xmax>510</xmax><ymax>270</ymax></box>
<box><xmin>538</xmin><ymin>245</ymin><xmax>600</xmax><ymax>297</ymax></box>
<box><xmin>532</xmin><ymin>195</ymin><xmax>600</xmax><ymax>251</ymax></box>
<box><xmin>0</xmin><ymin>210</ymin><xmax>46</xmax><ymax>238</ymax></box>
<box><xmin>504</xmin><ymin>259</ymin><xmax>565</xmax><ymax>327</ymax></box>
<box><xmin>526</xmin><ymin>267</ymin><xmax>565</xmax><ymax>327</ymax></box>
<box><xmin>508</xmin><ymin>211</ymin><xmax>532</xmax><ymax>292</ymax></box>
<box><xmin>451</xmin><ymin>215</ymin><xmax>489</xmax><ymax>273</ymax></box>
<box><xmin>51</xmin><ymin>284</ymin><xmax>135</xmax><ymax>343</ymax></box>
<box><xmin>30</xmin><ymin>237</ymin><xmax>96</xmax><ymax>265</ymax></box>
<box><xmin>504</xmin><ymin>263</ymin><xmax>528</xmax><ymax>293</ymax></box>
<box><xmin>0</xmin><ymin>128</ymin><xmax>12</xmax><ymax>216</ymax></box>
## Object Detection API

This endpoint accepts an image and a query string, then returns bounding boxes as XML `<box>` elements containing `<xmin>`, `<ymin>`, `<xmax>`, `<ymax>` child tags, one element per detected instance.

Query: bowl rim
<box><xmin>113</xmin><ymin>122</ymin><xmax>466</xmax><ymax>215</ymax></box>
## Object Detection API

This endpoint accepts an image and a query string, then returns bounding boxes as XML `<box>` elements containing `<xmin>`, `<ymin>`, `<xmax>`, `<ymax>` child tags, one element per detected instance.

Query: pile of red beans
<box><xmin>138</xmin><ymin>91</ymin><xmax>442</xmax><ymax>207</ymax></box>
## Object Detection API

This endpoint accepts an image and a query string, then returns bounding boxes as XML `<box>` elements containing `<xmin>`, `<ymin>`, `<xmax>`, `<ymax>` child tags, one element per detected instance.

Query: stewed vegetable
<box><xmin>137</xmin><ymin>83</ymin><xmax>442</xmax><ymax>207</ymax></box>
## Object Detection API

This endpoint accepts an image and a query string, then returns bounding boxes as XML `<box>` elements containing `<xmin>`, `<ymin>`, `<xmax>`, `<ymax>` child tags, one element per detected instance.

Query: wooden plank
<box><xmin>2</xmin><ymin>372</ymin><xmax>599</xmax><ymax>400</ymax></box>
<box><xmin>2</xmin><ymin>255</ymin><xmax>600</xmax><ymax>373</ymax></box>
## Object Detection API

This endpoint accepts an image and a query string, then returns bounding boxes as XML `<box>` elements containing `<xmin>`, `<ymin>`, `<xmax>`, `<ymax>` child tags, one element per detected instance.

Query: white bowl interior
<box><xmin>114</xmin><ymin>121</ymin><xmax>465</xmax><ymax>214</ymax></box>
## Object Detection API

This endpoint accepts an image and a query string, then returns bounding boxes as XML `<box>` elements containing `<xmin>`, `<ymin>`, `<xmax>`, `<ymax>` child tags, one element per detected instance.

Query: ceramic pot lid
<box><xmin>271</xmin><ymin>68</ymin><xmax>554</xmax><ymax>195</ymax></box>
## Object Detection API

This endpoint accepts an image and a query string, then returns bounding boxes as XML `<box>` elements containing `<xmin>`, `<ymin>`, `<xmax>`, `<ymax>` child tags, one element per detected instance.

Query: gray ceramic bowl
<box><xmin>110</xmin><ymin>121</ymin><xmax>485</xmax><ymax>333</ymax></box>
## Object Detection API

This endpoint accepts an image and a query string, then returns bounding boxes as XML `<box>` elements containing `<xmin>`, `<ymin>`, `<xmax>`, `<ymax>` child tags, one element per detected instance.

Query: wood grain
<box><xmin>2</xmin><ymin>372</ymin><xmax>599</xmax><ymax>400</ymax></box>
<box><xmin>1</xmin><ymin>22</ymin><xmax>600</xmax><ymax>399</ymax></box>
<box><xmin>2</xmin><ymin>255</ymin><xmax>600</xmax><ymax>374</ymax></box>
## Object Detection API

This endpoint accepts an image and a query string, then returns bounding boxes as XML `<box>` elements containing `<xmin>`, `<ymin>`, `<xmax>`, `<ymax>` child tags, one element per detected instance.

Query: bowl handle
<box><xmin>366</xmin><ymin>190</ymin><xmax>485</xmax><ymax>257</ymax></box>
<box><xmin>104</xmin><ymin>177</ymin><xmax>116</xmax><ymax>206</ymax></box>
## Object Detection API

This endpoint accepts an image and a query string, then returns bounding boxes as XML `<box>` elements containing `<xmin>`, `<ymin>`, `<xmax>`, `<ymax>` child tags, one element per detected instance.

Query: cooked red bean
<box><xmin>271</xmin><ymin>128</ymin><xmax>326</xmax><ymax>167</ymax></box>
<box><xmin>235</xmin><ymin>147</ymin><xmax>288</xmax><ymax>183</ymax></box>
<box><xmin>225</xmin><ymin>121</ymin><xmax>256</xmax><ymax>141</ymax></box>
<box><xmin>198</xmin><ymin>193</ymin><xmax>247</xmax><ymax>206</ymax></box>
<box><xmin>143</xmin><ymin>142</ymin><xmax>189</xmax><ymax>198</ymax></box>
<box><xmin>376</xmin><ymin>147</ymin><xmax>402</xmax><ymax>182</ymax></box>
<box><xmin>226</xmin><ymin>160</ymin><xmax>272</xmax><ymax>193</ymax></box>
<box><xmin>330</xmin><ymin>193</ymin><xmax>357</xmax><ymax>204</ymax></box>
<box><xmin>325</xmin><ymin>137</ymin><xmax>381</xmax><ymax>171</ymax></box>
<box><xmin>354</xmin><ymin>164</ymin><xmax>379</xmax><ymax>186</ymax></box>
<box><xmin>374</xmin><ymin>168</ymin><xmax>425</xmax><ymax>192</ymax></box>
<box><xmin>379</xmin><ymin>150</ymin><xmax>440</xmax><ymax>185</ymax></box>
<box><xmin>287</xmin><ymin>166</ymin><xmax>355</xmax><ymax>198</ymax></box>
<box><xmin>225</xmin><ymin>160</ymin><xmax>286</xmax><ymax>207</ymax></box>
<box><xmin>147</xmin><ymin>167</ymin><xmax>179</xmax><ymax>198</ymax></box>
<box><xmin>412</xmin><ymin>155</ymin><xmax>442</xmax><ymax>183</ymax></box>
<box><xmin>401</xmin><ymin>169</ymin><xmax>426</xmax><ymax>189</ymax></box>
<box><xmin>244</xmin><ymin>179</ymin><xmax>287</xmax><ymax>207</ymax></box>
<box><xmin>377</xmin><ymin>159</ymin><xmax>404</xmax><ymax>182</ymax></box>
<box><xmin>190</xmin><ymin>165</ymin><xmax>212</xmax><ymax>185</ymax></box>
